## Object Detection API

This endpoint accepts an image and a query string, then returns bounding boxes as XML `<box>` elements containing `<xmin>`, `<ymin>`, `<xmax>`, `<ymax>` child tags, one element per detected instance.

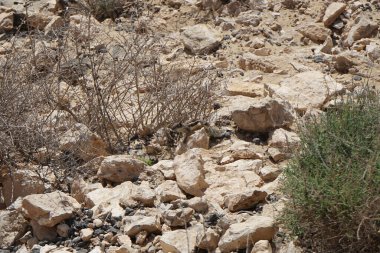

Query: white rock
<box><xmin>230</xmin><ymin>96</ymin><xmax>295</xmax><ymax>133</ymax></box>
<box><xmin>265</xmin><ymin>71</ymin><xmax>344</xmax><ymax>113</ymax></box>
<box><xmin>323</xmin><ymin>3</ymin><xmax>346</xmax><ymax>27</ymax></box>
<box><xmin>174</xmin><ymin>150</ymin><xmax>208</xmax><ymax>196</ymax></box>
<box><xmin>155</xmin><ymin>180</ymin><xmax>186</xmax><ymax>203</ymax></box>
<box><xmin>123</xmin><ymin>215</ymin><xmax>161</xmax><ymax>236</ymax></box>
<box><xmin>160</xmin><ymin>224</ymin><xmax>203</xmax><ymax>253</ymax></box>
<box><xmin>224</xmin><ymin>189</ymin><xmax>268</xmax><ymax>212</ymax></box>
<box><xmin>218</xmin><ymin>216</ymin><xmax>277</xmax><ymax>252</ymax></box>
<box><xmin>181</xmin><ymin>24</ymin><xmax>222</xmax><ymax>55</ymax></box>
<box><xmin>251</xmin><ymin>240</ymin><xmax>273</xmax><ymax>253</ymax></box>
<box><xmin>80</xmin><ymin>228</ymin><xmax>94</xmax><ymax>241</ymax></box>
<box><xmin>0</xmin><ymin>210</ymin><xmax>28</xmax><ymax>248</ymax></box>
<box><xmin>97</xmin><ymin>155</ymin><xmax>146</xmax><ymax>183</ymax></box>
<box><xmin>22</xmin><ymin>191</ymin><xmax>81</xmax><ymax>227</ymax></box>
<box><xmin>162</xmin><ymin>208</ymin><xmax>194</xmax><ymax>227</ymax></box>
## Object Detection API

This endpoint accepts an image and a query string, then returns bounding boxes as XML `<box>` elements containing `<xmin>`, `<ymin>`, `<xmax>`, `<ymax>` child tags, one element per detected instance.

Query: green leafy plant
<box><xmin>281</xmin><ymin>87</ymin><xmax>380</xmax><ymax>253</ymax></box>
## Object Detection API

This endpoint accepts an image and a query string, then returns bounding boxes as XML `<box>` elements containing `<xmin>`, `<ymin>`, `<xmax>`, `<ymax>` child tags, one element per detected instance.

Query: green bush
<box><xmin>281</xmin><ymin>88</ymin><xmax>380</xmax><ymax>252</ymax></box>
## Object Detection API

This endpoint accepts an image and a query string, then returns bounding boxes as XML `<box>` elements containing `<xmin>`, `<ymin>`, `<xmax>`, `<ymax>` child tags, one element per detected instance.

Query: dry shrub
<box><xmin>0</xmin><ymin>14</ymin><xmax>218</xmax><ymax>203</ymax></box>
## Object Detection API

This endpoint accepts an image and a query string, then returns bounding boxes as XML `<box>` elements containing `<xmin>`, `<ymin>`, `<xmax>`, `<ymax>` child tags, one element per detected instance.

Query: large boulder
<box><xmin>218</xmin><ymin>216</ymin><xmax>277</xmax><ymax>252</ymax></box>
<box><xmin>230</xmin><ymin>96</ymin><xmax>295</xmax><ymax>133</ymax></box>
<box><xmin>97</xmin><ymin>155</ymin><xmax>146</xmax><ymax>183</ymax></box>
<box><xmin>0</xmin><ymin>210</ymin><xmax>28</xmax><ymax>248</ymax></box>
<box><xmin>174</xmin><ymin>150</ymin><xmax>209</xmax><ymax>196</ymax></box>
<box><xmin>345</xmin><ymin>17</ymin><xmax>379</xmax><ymax>47</ymax></box>
<box><xmin>181</xmin><ymin>24</ymin><xmax>222</xmax><ymax>55</ymax></box>
<box><xmin>22</xmin><ymin>191</ymin><xmax>81</xmax><ymax>227</ymax></box>
<box><xmin>323</xmin><ymin>3</ymin><xmax>346</xmax><ymax>27</ymax></box>
<box><xmin>265</xmin><ymin>71</ymin><xmax>344</xmax><ymax>113</ymax></box>
<box><xmin>59</xmin><ymin>123</ymin><xmax>108</xmax><ymax>162</ymax></box>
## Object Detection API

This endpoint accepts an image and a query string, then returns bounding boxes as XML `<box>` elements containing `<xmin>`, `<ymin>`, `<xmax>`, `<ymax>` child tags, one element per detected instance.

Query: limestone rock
<box><xmin>80</xmin><ymin>228</ymin><xmax>94</xmax><ymax>241</ymax></box>
<box><xmin>123</xmin><ymin>216</ymin><xmax>161</xmax><ymax>236</ymax></box>
<box><xmin>22</xmin><ymin>191</ymin><xmax>81</xmax><ymax>227</ymax></box>
<box><xmin>236</xmin><ymin>11</ymin><xmax>262</xmax><ymax>27</ymax></box>
<box><xmin>181</xmin><ymin>24</ymin><xmax>222</xmax><ymax>55</ymax></box>
<box><xmin>224</xmin><ymin>189</ymin><xmax>268</xmax><ymax>212</ymax></box>
<box><xmin>59</xmin><ymin>123</ymin><xmax>108</xmax><ymax>162</ymax></box>
<box><xmin>162</xmin><ymin>208</ymin><xmax>194</xmax><ymax>227</ymax></box>
<box><xmin>259</xmin><ymin>166</ymin><xmax>282</xmax><ymax>182</ymax></box>
<box><xmin>160</xmin><ymin>224</ymin><xmax>203</xmax><ymax>253</ymax></box>
<box><xmin>174</xmin><ymin>150</ymin><xmax>208</xmax><ymax>196</ymax></box>
<box><xmin>218</xmin><ymin>216</ymin><xmax>277</xmax><ymax>252</ymax></box>
<box><xmin>0</xmin><ymin>210</ymin><xmax>28</xmax><ymax>248</ymax></box>
<box><xmin>269</xmin><ymin>128</ymin><xmax>300</xmax><ymax>150</ymax></box>
<box><xmin>345</xmin><ymin>17</ymin><xmax>379</xmax><ymax>47</ymax></box>
<box><xmin>230</xmin><ymin>96</ymin><xmax>295</xmax><ymax>133</ymax></box>
<box><xmin>297</xmin><ymin>23</ymin><xmax>331</xmax><ymax>43</ymax></box>
<box><xmin>151</xmin><ymin>160</ymin><xmax>175</xmax><ymax>180</ymax></box>
<box><xmin>1</xmin><ymin>169</ymin><xmax>45</xmax><ymax>207</ymax></box>
<box><xmin>196</xmin><ymin>227</ymin><xmax>220</xmax><ymax>251</ymax></box>
<box><xmin>265</xmin><ymin>71</ymin><xmax>344</xmax><ymax>112</ymax></box>
<box><xmin>186</xmin><ymin>127</ymin><xmax>209</xmax><ymax>150</ymax></box>
<box><xmin>97</xmin><ymin>155</ymin><xmax>146</xmax><ymax>183</ymax></box>
<box><xmin>323</xmin><ymin>3</ymin><xmax>346</xmax><ymax>27</ymax></box>
<box><xmin>251</xmin><ymin>240</ymin><xmax>273</xmax><ymax>253</ymax></box>
<box><xmin>238</xmin><ymin>53</ymin><xmax>277</xmax><ymax>73</ymax></box>
<box><xmin>57</xmin><ymin>223</ymin><xmax>70</xmax><ymax>238</ymax></box>
<box><xmin>155</xmin><ymin>180</ymin><xmax>186</xmax><ymax>203</ymax></box>
<box><xmin>226</xmin><ymin>80</ymin><xmax>263</xmax><ymax>97</ymax></box>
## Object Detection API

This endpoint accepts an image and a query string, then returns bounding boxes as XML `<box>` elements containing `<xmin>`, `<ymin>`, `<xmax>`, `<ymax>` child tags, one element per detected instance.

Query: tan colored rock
<box><xmin>323</xmin><ymin>3</ymin><xmax>346</xmax><ymax>27</ymax></box>
<box><xmin>186</xmin><ymin>197</ymin><xmax>209</xmax><ymax>213</ymax></box>
<box><xmin>196</xmin><ymin>227</ymin><xmax>220</xmax><ymax>251</ymax></box>
<box><xmin>318</xmin><ymin>36</ymin><xmax>333</xmax><ymax>54</ymax></box>
<box><xmin>0</xmin><ymin>12</ymin><xmax>13</xmax><ymax>32</ymax></box>
<box><xmin>57</xmin><ymin>223</ymin><xmax>70</xmax><ymax>238</ymax></box>
<box><xmin>97</xmin><ymin>155</ymin><xmax>146</xmax><ymax>183</ymax></box>
<box><xmin>160</xmin><ymin>224</ymin><xmax>203</xmax><ymax>253</ymax></box>
<box><xmin>230</xmin><ymin>96</ymin><xmax>295</xmax><ymax>133</ymax></box>
<box><xmin>265</xmin><ymin>71</ymin><xmax>344</xmax><ymax>113</ymax></box>
<box><xmin>269</xmin><ymin>128</ymin><xmax>300</xmax><ymax>150</ymax></box>
<box><xmin>123</xmin><ymin>215</ymin><xmax>161</xmax><ymax>236</ymax></box>
<box><xmin>346</xmin><ymin>17</ymin><xmax>379</xmax><ymax>46</ymax></box>
<box><xmin>71</xmin><ymin>179</ymin><xmax>103</xmax><ymax>205</ymax></box>
<box><xmin>174</xmin><ymin>150</ymin><xmax>208</xmax><ymax>196</ymax></box>
<box><xmin>162</xmin><ymin>208</ymin><xmax>194</xmax><ymax>227</ymax></box>
<box><xmin>224</xmin><ymin>189</ymin><xmax>268</xmax><ymax>212</ymax></box>
<box><xmin>80</xmin><ymin>228</ymin><xmax>94</xmax><ymax>241</ymax></box>
<box><xmin>251</xmin><ymin>240</ymin><xmax>273</xmax><ymax>253</ymax></box>
<box><xmin>151</xmin><ymin>160</ymin><xmax>175</xmax><ymax>180</ymax></box>
<box><xmin>1</xmin><ymin>168</ymin><xmax>45</xmax><ymax>207</ymax></box>
<box><xmin>297</xmin><ymin>23</ymin><xmax>331</xmax><ymax>43</ymax></box>
<box><xmin>226</xmin><ymin>80</ymin><xmax>263</xmax><ymax>97</ymax></box>
<box><xmin>187</xmin><ymin>127</ymin><xmax>210</xmax><ymax>150</ymax></box>
<box><xmin>155</xmin><ymin>180</ymin><xmax>186</xmax><ymax>203</ymax></box>
<box><xmin>259</xmin><ymin>166</ymin><xmax>282</xmax><ymax>182</ymax></box>
<box><xmin>218</xmin><ymin>216</ymin><xmax>277</xmax><ymax>252</ymax></box>
<box><xmin>0</xmin><ymin>210</ymin><xmax>28</xmax><ymax>248</ymax></box>
<box><xmin>59</xmin><ymin>123</ymin><xmax>108</xmax><ymax>162</ymax></box>
<box><xmin>128</xmin><ymin>181</ymin><xmax>156</xmax><ymax>207</ymax></box>
<box><xmin>238</xmin><ymin>53</ymin><xmax>277</xmax><ymax>73</ymax></box>
<box><xmin>181</xmin><ymin>24</ymin><xmax>222</xmax><ymax>55</ymax></box>
<box><xmin>254</xmin><ymin>48</ymin><xmax>271</xmax><ymax>56</ymax></box>
<box><xmin>31</xmin><ymin>220</ymin><xmax>57</xmax><ymax>241</ymax></box>
<box><xmin>268</xmin><ymin>147</ymin><xmax>287</xmax><ymax>163</ymax></box>
<box><xmin>115</xmin><ymin>234</ymin><xmax>132</xmax><ymax>247</ymax></box>
<box><xmin>22</xmin><ymin>191</ymin><xmax>81</xmax><ymax>227</ymax></box>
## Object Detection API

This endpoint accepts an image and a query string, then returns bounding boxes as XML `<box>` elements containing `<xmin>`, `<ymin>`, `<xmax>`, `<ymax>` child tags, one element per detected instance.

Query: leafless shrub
<box><xmin>0</xmin><ymin>12</ymin><xmax>218</xmax><ymax>205</ymax></box>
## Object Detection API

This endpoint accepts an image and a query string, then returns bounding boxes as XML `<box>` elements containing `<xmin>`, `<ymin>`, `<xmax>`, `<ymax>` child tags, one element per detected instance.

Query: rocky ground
<box><xmin>0</xmin><ymin>0</ymin><xmax>380</xmax><ymax>252</ymax></box>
